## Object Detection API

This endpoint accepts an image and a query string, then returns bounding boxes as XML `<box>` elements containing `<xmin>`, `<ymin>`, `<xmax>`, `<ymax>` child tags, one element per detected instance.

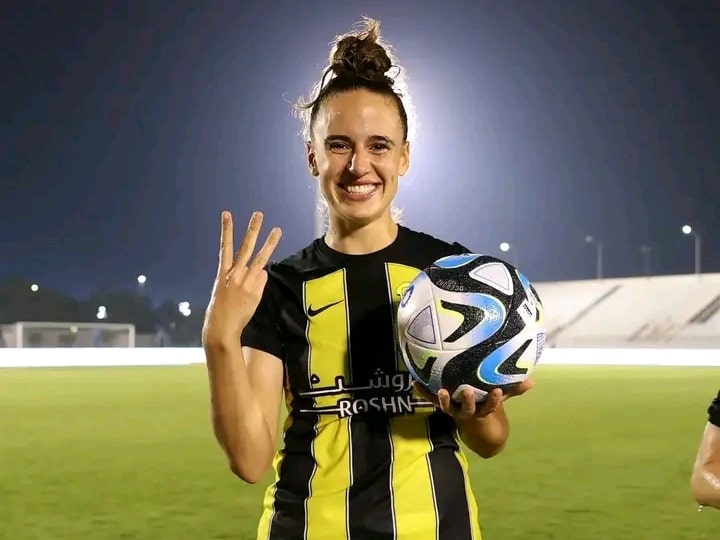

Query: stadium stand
<box><xmin>535</xmin><ymin>273</ymin><xmax>720</xmax><ymax>349</ymax></box>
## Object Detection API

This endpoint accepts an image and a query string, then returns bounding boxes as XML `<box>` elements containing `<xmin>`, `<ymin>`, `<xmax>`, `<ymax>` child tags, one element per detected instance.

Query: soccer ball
<box><xmin>397</xmin><ymin>253</ymin><xmax>545</xmax><ymax>402</ymax></box>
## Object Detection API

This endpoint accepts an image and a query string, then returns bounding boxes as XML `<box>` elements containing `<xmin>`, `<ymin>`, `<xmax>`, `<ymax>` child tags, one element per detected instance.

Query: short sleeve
<box><xmin>708</xmin><ymin>390</ymin><xmax>720</xmax><ymax>427</ymax></box>
<box><xmin>240</xmin><ymin>273</ymin><xmax>284</xmax><ymax>362</ymax></box>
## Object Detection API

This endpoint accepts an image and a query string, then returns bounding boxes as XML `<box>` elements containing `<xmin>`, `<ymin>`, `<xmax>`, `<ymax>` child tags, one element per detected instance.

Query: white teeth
<box><xmin>344</xmin><ymin>184</ymin><xmax>377</xmax><ymax>193</ymax></box>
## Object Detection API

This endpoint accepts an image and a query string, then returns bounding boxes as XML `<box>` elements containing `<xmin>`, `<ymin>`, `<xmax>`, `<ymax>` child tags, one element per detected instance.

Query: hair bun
<box><xmin>329</xmin><ymin>19</ymin><xmax>394</xmax><ymax>85</ymax></box>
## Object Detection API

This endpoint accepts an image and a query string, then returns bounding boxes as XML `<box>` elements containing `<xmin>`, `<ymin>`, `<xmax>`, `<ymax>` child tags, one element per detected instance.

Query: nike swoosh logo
<box><xmin>307</xmin><ymin>300</ymin><xmax>343</xmax><ymax>317</ymax></box>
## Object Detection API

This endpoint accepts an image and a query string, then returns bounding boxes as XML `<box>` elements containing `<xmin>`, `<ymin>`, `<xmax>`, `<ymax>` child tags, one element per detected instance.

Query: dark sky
<box><xmin>2</xmin><ymin>0</ymin><xmax>719</xmax><ymax>307</ymax></box>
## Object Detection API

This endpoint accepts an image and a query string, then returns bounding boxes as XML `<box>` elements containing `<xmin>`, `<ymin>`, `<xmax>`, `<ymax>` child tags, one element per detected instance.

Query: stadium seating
<box><xmin>535</xmin><ymin>273</ymin><xmax>720</xmax><ymax>348</ymax></box>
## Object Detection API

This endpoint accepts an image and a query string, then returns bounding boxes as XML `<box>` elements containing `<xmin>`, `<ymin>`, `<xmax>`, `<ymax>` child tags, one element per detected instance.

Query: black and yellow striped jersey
<box><xmin>241</xmin><ymin>225</ymin><xmax>483</xmax><ymax>540</ymax></box>
<box><xmin>709</xmin><ymin>391</ymin><xmax>720</xmax><ymax>428</ymax></box>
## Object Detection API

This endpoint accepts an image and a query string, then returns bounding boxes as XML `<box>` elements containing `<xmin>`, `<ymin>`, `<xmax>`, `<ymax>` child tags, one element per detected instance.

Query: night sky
<box><xmin>2</xmin><ymin>0</ymin><xmax>719</xmax><ymax>307</ymax></box>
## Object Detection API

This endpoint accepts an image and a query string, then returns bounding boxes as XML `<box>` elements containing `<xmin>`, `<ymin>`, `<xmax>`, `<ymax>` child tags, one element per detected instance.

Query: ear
<box><xmin>306</xmin><ymin>141</ymin><xmax>319</xmax><ymax>177</ymax></box>
<box><xmin>398</xmin><ymin>141</ymin><xmax>411</xmax><ymax>177</ymax></box>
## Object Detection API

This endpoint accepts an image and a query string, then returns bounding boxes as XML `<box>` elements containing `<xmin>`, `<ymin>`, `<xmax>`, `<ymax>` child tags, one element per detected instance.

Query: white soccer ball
<box><xmin>397</xmin><ymin>253</ymin><xmax>545</xmax><ymax>402</ymax></box>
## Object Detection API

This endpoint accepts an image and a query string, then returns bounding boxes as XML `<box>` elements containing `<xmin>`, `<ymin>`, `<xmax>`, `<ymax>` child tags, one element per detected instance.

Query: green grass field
<box><xmin>2</xmin><ymin>363</ymin><xmax>720</xmax><ymax>539</ymax></box>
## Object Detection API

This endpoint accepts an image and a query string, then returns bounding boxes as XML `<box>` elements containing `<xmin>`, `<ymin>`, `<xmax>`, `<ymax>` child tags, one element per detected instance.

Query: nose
<box><xmin>348</xmin><ymin>148</ymin><xmax>371</xmax><ymax>177</ymax></box>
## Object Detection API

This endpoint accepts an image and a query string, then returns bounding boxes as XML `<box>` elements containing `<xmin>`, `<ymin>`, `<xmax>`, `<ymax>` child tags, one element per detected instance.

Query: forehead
<box><xmin>313</xmin><ymin>89</ymin><xmax>403</xmax><ymax>140</ymax></box>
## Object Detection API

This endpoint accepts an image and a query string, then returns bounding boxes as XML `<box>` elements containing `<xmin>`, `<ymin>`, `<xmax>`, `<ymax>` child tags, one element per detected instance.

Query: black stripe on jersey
<box><xmin>346</xmin><ymin>264</ymin><xmax>396</xmax><ymax>539</ymax></box>
<box><xmin>266</xmin><ymin>407</ymin><xmax>316</xmax><ymax>540</ymax></box>
<box><xmin>267</xmin><ymin>306</ymin><xmax>317</xmax><ymax>540</ymax></box>
<box><xmin>427</xmin><ymin>412</ymin><xmax>474</xmax><ymax>540</ymax></box>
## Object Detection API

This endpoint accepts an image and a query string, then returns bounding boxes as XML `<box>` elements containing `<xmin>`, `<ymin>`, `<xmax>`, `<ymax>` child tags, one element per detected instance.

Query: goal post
<box><xmin>2</xmin><ymin>321</ymin><xmax>136</xmax><ymax>348</ymax></box>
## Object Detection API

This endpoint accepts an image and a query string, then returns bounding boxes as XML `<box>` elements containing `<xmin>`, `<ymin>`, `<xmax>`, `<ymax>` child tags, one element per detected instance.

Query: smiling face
<box><xmin>307</xmin><ymin>88</ymin><xmax>410</xmax><ymax>227</ymax></box>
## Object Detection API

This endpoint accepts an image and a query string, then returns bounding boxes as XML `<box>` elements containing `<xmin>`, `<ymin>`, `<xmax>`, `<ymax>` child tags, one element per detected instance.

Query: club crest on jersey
<box><xmin>399</xmin><ymin>284</ymin><xmax>414</xmax><ymax>308</ymax></box>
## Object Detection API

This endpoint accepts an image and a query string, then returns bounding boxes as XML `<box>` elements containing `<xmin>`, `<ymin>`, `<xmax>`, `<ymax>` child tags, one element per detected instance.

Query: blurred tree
<box><xmin>0</xmin><ymin>277</ymin><xmax>83</xmax><ymax>323</ymax></box>
<box><xmin>84</xmin><ymin>289</ymin><xmax>158</xmax><ymax>333</ymax></box>
<box><xmin>0</xmin><ymin>277</ymin><xmax>203</xmax><ymax>346</ymax></box>
<box><xmin>156</xmin><ymin>300</ymin><xmax>203</xmax><ymax>346</ymax></box>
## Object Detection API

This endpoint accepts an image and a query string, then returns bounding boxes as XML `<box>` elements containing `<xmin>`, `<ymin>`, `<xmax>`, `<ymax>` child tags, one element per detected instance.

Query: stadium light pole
<box><xmin>499</xmin><ymin>241</ymin><xmax>519</xmax><ymax>268</ymax></box>
<box><xmin>682</xmin><ymin>225</ymin><xmax>701</xmax><ymax>276</ymax></box>
<box><xmin>640</xmin><ymin>245</ymin><xmax>652</xmax><ymax>276</ymax></box>
<box><xmin>585</xmin><ymin>235</ymin><xmax>604</xmax><ymax>280</ymax></box>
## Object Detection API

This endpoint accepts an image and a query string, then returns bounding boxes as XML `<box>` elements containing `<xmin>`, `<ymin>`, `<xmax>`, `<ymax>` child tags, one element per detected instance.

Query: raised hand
<box><xmin>202</xmin><ymin>211</ymin><xmax>282</xmax><ymax>348</ymax></box>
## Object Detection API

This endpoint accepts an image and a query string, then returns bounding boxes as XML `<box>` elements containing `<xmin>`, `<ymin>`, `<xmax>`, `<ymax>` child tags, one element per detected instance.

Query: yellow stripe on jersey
<box><xmin>256</xmin><ymin>413</ymin><xmax>293</xmax><ymax>540</ymax></box>
<box><xmin>455</xmin><ymin>443</ymin><xmax>483</xmax><ymax>540</ymax></box>
<box><xmin>384</xmin><ymin>263</ymin><xmax>422</xmax><ymax>372</ymax></box>
<box><xmin>389</xmin><ymin>416</ymin><xmax>439</xmax><ymax>540</ymax></box>
<box><xmin>385</xmin><ymin>263</ymin><xmax>441</xmax><ymax>539</ymax></box>
<box><xmin>303</xmin><ymin>269</ymin><xmax>352</xmax><ymax>540</ymax></box>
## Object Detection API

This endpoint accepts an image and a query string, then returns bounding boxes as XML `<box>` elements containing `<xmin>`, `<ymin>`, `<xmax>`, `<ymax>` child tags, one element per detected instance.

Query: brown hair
<box><xmin>296</xmin><ymin>18</ymin><xmax>410</xmax><ymax>142</ymax></box>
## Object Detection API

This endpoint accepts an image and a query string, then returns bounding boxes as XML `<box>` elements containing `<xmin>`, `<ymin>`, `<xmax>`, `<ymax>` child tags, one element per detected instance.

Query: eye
<box><xmin>370</xmin><ymin>143</ymin><xmax>390</xmax><ymax>153</ymax></box>
<box><xmin>327</xmin><ymin>141</ymin><xmax>351</xmax><ymax>153</ymax></box>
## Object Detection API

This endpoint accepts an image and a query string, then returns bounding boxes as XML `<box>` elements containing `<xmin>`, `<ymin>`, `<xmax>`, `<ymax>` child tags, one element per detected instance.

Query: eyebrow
<box><xmin>325</xmin><ymin>134</ymin><xmax>396</xmax><ymax>146</ymax></box>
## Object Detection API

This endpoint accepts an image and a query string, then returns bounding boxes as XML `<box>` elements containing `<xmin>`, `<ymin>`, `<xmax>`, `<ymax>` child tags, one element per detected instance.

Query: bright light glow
<box><xmin>30</xmin><ymin>283</ymin><xmax>39</xmax><ymax>292</ymax></box>
<box><xmin>70</xmin><ymin>326</ymin><xmax>78</xmax><ymax>333</ymax></box>
<box><xmin>499</xmin><ymin>242</ymin><xmax>510</xmax><ymax>252</ymax></box>
<box><xmin>682</xmin><ymin>225</ymin><xmax>692</xmax><ymax>235</ymax></box>
<box><xmin>96</xmin><ymin>305</ymin><xmax>107</xmax><ymax>320</ymax></box>
<box><xmin>178</xmin><ymin>301</ymin><xmax>191</xmax><ymax>318</ymax></box>
<box><xmin>137</xmin><ymin>274</ymin><xmax>147</xmax><ymax>284</ymax></box>
<box><xmin>1</xmin><ymin>347</ymin><xmax>720</xmax><ymax>369</ymax></box>
<box><xmin>585</xmin><ymin>235</ymin><xmax>594</xmax><ymax>243</ymax></box>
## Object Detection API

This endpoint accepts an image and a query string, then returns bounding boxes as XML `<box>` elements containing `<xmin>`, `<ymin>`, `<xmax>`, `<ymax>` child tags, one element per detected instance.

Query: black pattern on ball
<box><xmin>398</xmin><ymin>253</ymin><xmax>546</xmax><ymax>399</ymax></box>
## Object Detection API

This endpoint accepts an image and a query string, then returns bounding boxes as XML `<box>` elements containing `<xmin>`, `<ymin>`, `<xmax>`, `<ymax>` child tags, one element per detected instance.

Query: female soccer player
<box><xmin>691</xmin><ymin>390</ymin><xmax>720</xmax><ymax>509</ymax></box>
<box><xmin>202</xmin><ymin>19</ymin><xmax>533</xmax><ymax>540</ymax></box>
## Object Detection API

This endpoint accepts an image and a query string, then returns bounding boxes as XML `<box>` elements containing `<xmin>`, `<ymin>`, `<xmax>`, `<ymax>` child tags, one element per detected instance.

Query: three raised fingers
<box><xmin>217</xmin><ymin>211</ymin><xmax>282</xmax><ymax>279</ymax></box>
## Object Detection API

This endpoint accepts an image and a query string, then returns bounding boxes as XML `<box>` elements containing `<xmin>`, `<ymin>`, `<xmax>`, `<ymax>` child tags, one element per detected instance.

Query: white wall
<box><xmin>1</xmin><ymin>347</ymin><xmax>719</xmax><ymax>368</ymax></box>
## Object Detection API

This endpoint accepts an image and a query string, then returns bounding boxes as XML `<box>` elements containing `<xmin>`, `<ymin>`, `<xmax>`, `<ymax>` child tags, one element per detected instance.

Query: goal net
<box><xmin>1</xmin><ymin>322</ymin><xmax>136</xmax><ymax>348</ymax></box>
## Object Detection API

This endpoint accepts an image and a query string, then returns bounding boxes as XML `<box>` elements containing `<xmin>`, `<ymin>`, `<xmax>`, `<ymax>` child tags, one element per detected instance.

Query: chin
<box><xmin>334</xmin><ymin>200</ymin><xmax>389</xmax><ymax>225</ymax></box>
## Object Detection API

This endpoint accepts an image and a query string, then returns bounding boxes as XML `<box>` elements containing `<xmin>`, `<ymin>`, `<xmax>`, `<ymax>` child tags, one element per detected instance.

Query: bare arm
<box><xmin>202</xmin><ymin>210</ymin><xmax>284</xmax><ymax>483</ymax></box>
<box><xmin>691</xmin><ymin>422</ymin><xmax>720</xmax><ymax>508</ymax></box>
<box><xmin>205</xmin><ymin>342</ymin><xmax>284</xmax><ymax>484</ymax></box>
<box><xmin>457</xmin><ymin>403</ymin><xmax>509</xmax><ymax>459</ymax></box>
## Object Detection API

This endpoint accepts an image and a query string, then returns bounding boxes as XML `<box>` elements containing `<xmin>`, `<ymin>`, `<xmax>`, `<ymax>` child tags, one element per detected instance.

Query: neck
<box><xmin>324</xmin><ymin>213</ymin><xmax>399</xmax><ymax>255</ymax></box>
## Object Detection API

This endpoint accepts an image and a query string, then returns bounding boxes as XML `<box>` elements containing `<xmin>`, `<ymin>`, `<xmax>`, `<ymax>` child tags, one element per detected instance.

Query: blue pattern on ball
<box><xmin>434</xmin><ymin>253</ymin><xmax>480</xmax><ymax>269</ymax></box>
<box><xmin>477</xmin><ymin>338</ymin><xmax>522</xmax><ymax>386</ymax></box>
